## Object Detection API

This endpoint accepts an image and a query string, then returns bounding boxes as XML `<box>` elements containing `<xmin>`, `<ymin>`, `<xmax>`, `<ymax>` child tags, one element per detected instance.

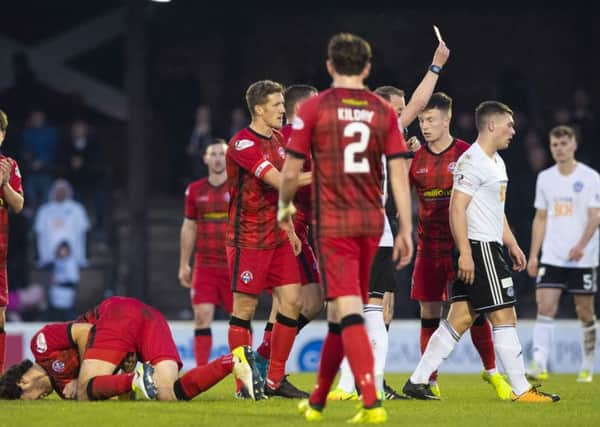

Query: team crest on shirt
<box><xmin>278</xmin><ymin>147</ymin><xmax>286</xmax><ymax>159</ymax></box>
<box><xmin>235</xmin><ymin>139</ymin><xmax>255</xmax><ymax>151</ymax></box>
<box><xmin>292</xmin><ymin>116</ymin><xmax>304</xmax><ymax>130</ymax></box>
<box><xmin>52</xmin><ymin>360</ymin><xmax>65</xmax><ymax>373</ymax></box>
<box><xmin>447</xmin><ymin>162</ymin><xmax>457</xmax><ymax>172</ymax></box>
<box><xmin>36</xmin><ymin>333</ymin><xmax>47</xmax><ymax>353</ymax></box>
<box><xmin>241</xmin><ymin>270</ymin><xmax>253</xmax><ymax>284</ymax></box>
<box><xmin>573</xmin><ymin>181</ymin><xmax>584</xmax><ymax>193</ymax></box>
<box><xmin>224</xmin><ymin>192</ymin><xmax>230</xmax><ymax>202</ymax></box>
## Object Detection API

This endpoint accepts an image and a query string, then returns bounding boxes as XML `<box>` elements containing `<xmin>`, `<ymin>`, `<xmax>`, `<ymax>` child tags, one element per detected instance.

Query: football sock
<box><xmin>411</xmin><ymin>320</ymin><xmax>459</xmax><ymax>385</ymax></box>
<box><xmin>532</xmin><ymin>315</ymin><xmax>554</xmax><ymax>371</ymax></box>
<box><xmin>471</xmin><ymin>315</ymin><xmax>496</xmax><ymax>371</ymax></box>
<box><xmin>341</xmin><ymin>314</ymin><xmax>378</xmax><ymax>408</ymax></box>
<box><xmin>336</xmin><ymin>357</ymin><xmax>355</xmax><ymax>393</ymax></box>
<box><xmin>581</xmin><ymin>318</ymin><xmax>597</xmax><ymax>372</ymax></box>
<box><xmin>194</xmin><ymin>328</ymin><xmax>212</xmax><ymax>366</ymax></box>
<box><xmin>297</xmin><ymin>313</ymin><xmax>310</xmax><ymax>333</ymax></box>
<box><xmin>420</xmin><ymin>318</ymin><xmax>440</xmax><ymax>383</ymax></box>
<box><xmin>309</xmin><ymin>323</ymin><xmax>344</xmax><ymax>408</ymax></box>
<box><xmin>493</xmin><ymin>325</ymin><xmax>530</xmax><ymax>396</ymax></box>
<box><xmin>228</xmin><ymin>316</ymin><xmax>252</xmax><ymax>391</ymax></box>
<box><xmin>256</xmin><ymin>322</ymin><xmax>273</xmax><ymax>359</ymax></box>
<box><xmin>267</xmin><ymin>313</ymin><xmax>297</xmax><ymax>389</ymax></box>
<box><xmin>364</xmin><ymin>304</ymin><xmax>387</xmax><ymax>392</ymax></box>
<box><xmin>175</xmin><ymin>354</ymin><xmax>234</xmax><ymax>400</ymax></box>
<box><xmin>0</xmin><ymin>328</ymin><xmax>5</xmax><ymax>374</ymax></box>
<box><xmin>87</xmin><ymin>374</ymin><xmax>134</xmax><ymax>400</ymax></box>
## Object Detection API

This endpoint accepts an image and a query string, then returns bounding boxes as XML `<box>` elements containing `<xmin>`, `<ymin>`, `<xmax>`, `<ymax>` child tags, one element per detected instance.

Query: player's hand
<box><xmin>392</xmin><ymin>231</ymin><xmax>413</xmax><ymax>269</ymax></box>
<box><xmin>277</xmin><ymin>201</ymin><xmax>297</xmax><ymax>227</ymax></box>
<box><xmin>287</xmin><ymin>229</ymin><xmax>302</xmax><ymax>256</ymax></box>
<box><xmin>407</xmin><ymin>136</ymin><xmax>421</xmax><ymax>152</ymax></box>
<box><xmin>178</xmin><ymin>264</ymin><xmax>192</xmax><ymax>288</ymax></box>
<box><xmin>432</xmin><ymin>41</ymin><xmax>450</xmax><ymax>68</ymax></box>
<box><xmin>526</xmin><ymin>257</ymin><xmax>539</xmax><ymax>278</ymax></box>
<box><xmin>508</xmin><ymin>244</ymin><xmax>527</xmax><ymax>272</ymax></box>
<box><xmin>63</xmin><ymin>379</ymin><xmax>78</xmax><ymax>400</ymax></box>
<box><xmin>0</xmin><ymin>159</ymin><xmax>11</xmax><ymax>184</ymax></box>
<box><xmin>457</xmin><ymin>252</ymin><xmax>475</xmax><ymax>284</ymax></box>
<box><xmin>568</xmin><ymin>244</ymin><xmax>585</xmax><ymax>262</ymax></box>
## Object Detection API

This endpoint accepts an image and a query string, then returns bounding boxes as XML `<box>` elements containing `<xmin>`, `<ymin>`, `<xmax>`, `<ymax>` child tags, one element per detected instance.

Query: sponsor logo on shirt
<box><xmin>36</xmin><ymin>333</ymin><xmax>48</xmax><ymax>353</ymax></box>
<box><xmin>235</xmin><ymin>139</ymin><xmax>255</xmax><ymax>150</ymax></box>
<box><xmin>341</xmin><ymin>98</ymin><xmax>368</xmax><ymax>107</ymax></box>
<box><xmin>501</xmin><ymin>277</ymin><xmax>514</xmax><ymax>288</ymax></box>
<box><xmin>573</xmin><ymin>181</ymin><xmax>584</xmax><ymax>193</ymax></box>
<box><xmin>292</xmin><ymin>116</ymin><xmax>304</xmax><ymax>130</ymax></box>
<box><xmin>423</xmin><ymin>188</ymin><xmax>452</xmax><ymax>199</ymax></box>
<box><xmin>240</xmin><ymin>270</ymin><xmax>253</xmax><ymax>284</ymax></box>
<box><xmin>52</xmin><ymin>360</ymin><xmax>65</xmax><ymax>373</ymax></box>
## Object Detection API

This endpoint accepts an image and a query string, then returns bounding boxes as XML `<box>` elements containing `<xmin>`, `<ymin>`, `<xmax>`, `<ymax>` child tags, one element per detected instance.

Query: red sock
<box><xmin>194</xmin><ymin>328</ymin><xmax>212</xmax><ymax>366</ymax></box>
<box><xmin>176</xmin><ymin>354</ymin><xmax>234</xmax><ymax>400</ymax></box>
<box><xmin>0</xmin><ymin>329</ymin><xmax>5</xmax><ymax>374</ymax></box>
<box><xmin>309</xmin><ymin>326</ymin><xmax>344</xmax><ymax>408</ymax></box>
<box><xmin>89</xmin><ymin>374</ymin><xmax>134</xmax><ymax>400</ymax></box>
<box><xmin>267</xmin><ymin>314</ymin><xmax>297</xmax><ymax>389</ymax></box>
<box><xmin>228</xmin><ymin>318</ymin><xmax>252</xmax><ymax>392</ymax></box>
<box><xmin>256</xmin><ymin>323</ymin><xmax>273</xmax><ymax>359</ymax></box>
<box><xmin>341</xmin><ymin>318</ymin><xmax>377</xmax><ymax>408</ymax></box>
<box><xmin>420</xmin><ymin>318</ymin><xmax>440</xmax><ymax>383</ymax></box>
<box><xmin>470</xmin><ymin>318</ymin><xmax>496</xmax><ymax>371</ymax></box>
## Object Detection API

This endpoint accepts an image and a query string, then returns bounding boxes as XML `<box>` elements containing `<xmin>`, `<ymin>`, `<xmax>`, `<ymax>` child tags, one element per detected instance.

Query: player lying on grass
<box><xmin>0</xmin><ymin>296</ymin><xmax>264</xmax><ymax>401</ymax></box>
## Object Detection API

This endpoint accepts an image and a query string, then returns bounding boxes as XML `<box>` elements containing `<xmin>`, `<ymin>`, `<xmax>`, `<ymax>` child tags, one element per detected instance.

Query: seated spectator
<box><xmin>34</xmin><ymin>179</ymin><xmax>90</xmax><ymax>268</ymax></box>
<box><xmin>185</xmin><ymin>105</ymin><xmax>212</xmax><ymax>179</ymax></box>
<box><xmin>20</xmin><ymin>109</ymin><xmax>59</xmax><ymax>213</ymax></box>
<box><xmin>46</xmin><ymin>241</ymin><xmax>79</xmax><ymax>321</ymax></box>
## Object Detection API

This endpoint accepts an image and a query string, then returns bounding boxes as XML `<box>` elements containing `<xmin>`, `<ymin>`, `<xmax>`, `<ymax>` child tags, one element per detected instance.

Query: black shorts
<box><xmin>536</xmin><ymin>264</ymin><xmax>598</xmax><ymax>294</ymax></box>
<box><xmin>368</xmin><ymin>247</ymin><xmax>398</xmax><ymax>298</ymax></box>
<box><xmin>450</xmin><ymin>240</ymin><xmax>516</xmax><ymax>313</ymax></box>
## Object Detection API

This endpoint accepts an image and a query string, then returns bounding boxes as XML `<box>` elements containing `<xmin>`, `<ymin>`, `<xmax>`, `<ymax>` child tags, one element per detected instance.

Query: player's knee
<box><xmin>537</xmin><ymin>302</ymin><xmax>558</xmax><ymax>318</ymax></box>
<box><xmin>574</xmin><ymin>302</ymin><xmax>595</xmax><ymax>323</ymax></box>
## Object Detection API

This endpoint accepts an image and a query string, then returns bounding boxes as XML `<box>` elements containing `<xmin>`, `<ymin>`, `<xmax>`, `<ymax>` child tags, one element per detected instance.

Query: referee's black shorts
<box><xmin>368</xmin><ymin>246</ymin><xmax>398</xmax><ymax>299</ymax></box>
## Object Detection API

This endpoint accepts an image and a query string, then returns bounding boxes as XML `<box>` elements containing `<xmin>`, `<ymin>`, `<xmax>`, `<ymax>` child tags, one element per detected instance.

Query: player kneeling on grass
<box><xmin>0</xmin><ymin>296</ymin><xmax>264</xmax><ymax>401</ymax></box>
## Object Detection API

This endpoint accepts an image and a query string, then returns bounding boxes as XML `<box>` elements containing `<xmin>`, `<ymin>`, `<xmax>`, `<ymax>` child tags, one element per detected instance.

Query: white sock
<box><xmin>531</xmin><ymin>315</ymin><xmax>554</xmax><ymax>371</ymax></box>
<box><xmin>581</xmin><ymin>318</ymin><xmax>597</xmax><ymax>372</ymax></box>
<box><xmin>493</xmin><ymin>325</ymin><xmax>530</xmax><ymax>396</ymax></box>
<box><xmin>336</xmin><ymin>357</ymin><xmax>355</xmax><ymax>393</ymax></box>
<box><xmin>364</xmin><ymin>304</ymin><xmax>388</xmax><ymax>393</ymax></box>
<box><xmin>410</xmin><ymin>321</ymin><xmax>460</xmax><ymax>384</ymax></box>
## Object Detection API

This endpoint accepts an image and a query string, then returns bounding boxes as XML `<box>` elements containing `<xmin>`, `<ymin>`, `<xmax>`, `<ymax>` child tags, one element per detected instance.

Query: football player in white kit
<box><xmin>526</xmin><ymin>125</ymin><xmax>600</xmax><ymax>383</ymax></box>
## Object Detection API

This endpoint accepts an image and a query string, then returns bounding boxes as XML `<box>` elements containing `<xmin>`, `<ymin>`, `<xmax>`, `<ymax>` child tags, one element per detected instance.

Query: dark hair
<box><xmin>327</xmin><ymin>33</ymin><xmax>372</xmax><ymax>76</ymax></box>
<box><xmin>474</xmin><ymin>101</ymin><xmax>513</xmax><ymax>130</ymax></box>
<box><xmin>245</xmin><ymin>80</ymin><xmax>284</xmax><ymax>117</ymax></box>
<box><xmin>0</xmin><ymin>110</ymin><xmax>7</xmax><ymax>133</ymax></box>
<box><xmin>284</xmin><ymin>85</ymin><xmax>318</xmax><ymax>118</ymax></box>
<box><xmin>549</xmin><ymin>125</ymin><xmax>576</xmax><ymax>140</ymax></box>
<box><xmin>374</xmin><ymin>86</ymin><xmax>405</xmax><ymax>101</ymax></box>
<box><xmin>0</xmin><ymin>359</ymin><xmax>33</xmax><ymax>399</ymax></box>
<box><xmin>424</xmin><ymin>92</ymin><xmax>453</xmax><ymax>114</ymax></box>
<box><xmin>204</xmin><ymin>138</ymin><xmax>228</xmax><ymax>155</ymax></box>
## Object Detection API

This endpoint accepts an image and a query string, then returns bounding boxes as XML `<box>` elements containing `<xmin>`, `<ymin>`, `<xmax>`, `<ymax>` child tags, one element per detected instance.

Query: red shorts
<box><xmin>0</xmin><ymin>263</ymin><xmax>7</xmax><ymax>307</ymax></box>
<box><xmin>191</xmin><ymin>264</ymin><xmax>232</xmax><ymax>313</ymax></box>
<box><xmin>226</xmin><ymin>243</ymin><xmax>301</xmax><ymax>295</ymax></box>
<box><xmin>411</xmin><ymin>255</ymin><xmax>454</xmax><ymax>302</ymax></box>
<box><xmin>317</xmin><ymin>236</ymin><xmax>379</xmax><ymax>303</ymax></box>
<box><xmin>84</xmin><ymin>297</ymin><xmax>182</xmax><ymax>369</ymax></box>
<box><xmin>295</xmin><ymin>225</ymin><xmax>320</xmax><ymax>285</ymax></box>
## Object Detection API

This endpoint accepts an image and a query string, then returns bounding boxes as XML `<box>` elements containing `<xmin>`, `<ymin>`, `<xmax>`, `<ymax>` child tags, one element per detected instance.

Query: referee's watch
<box><xmin>429</xmin><ymin>64</ymin><xmax>442</xmax><ymax>75</ymax></box>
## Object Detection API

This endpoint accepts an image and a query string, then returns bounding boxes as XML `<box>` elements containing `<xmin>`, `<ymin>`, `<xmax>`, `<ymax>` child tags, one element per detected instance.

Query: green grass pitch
<box><xmin>1</xmin><ymin>373</ymin><xmax>599</xmax><ymax>427</ymax></box>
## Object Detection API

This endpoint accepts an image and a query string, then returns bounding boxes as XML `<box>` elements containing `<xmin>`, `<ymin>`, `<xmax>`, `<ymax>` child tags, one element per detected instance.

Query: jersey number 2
<box><xmin>343</xmin><ymin>122</ymin><xmax>370</xmax><ymax>173</ymax></box>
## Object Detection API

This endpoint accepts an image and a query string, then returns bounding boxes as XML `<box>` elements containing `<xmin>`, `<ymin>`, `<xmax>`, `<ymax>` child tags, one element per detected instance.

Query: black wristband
<box><xmin>429</xmin><ymin>64</ymin><xmax>442</xmax><ymax>75</ymax></box>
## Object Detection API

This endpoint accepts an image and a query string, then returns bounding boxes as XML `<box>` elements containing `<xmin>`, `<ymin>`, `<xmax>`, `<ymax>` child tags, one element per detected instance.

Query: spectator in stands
<box><xmin>61</xmin><ymin>119</ymin><xmax>110</xmax><ymax>247</ymax></box>
<box><xmin>227</xmin><ymin>107</ymin><xmax>247</xmax><ymax>138</ymax></box>
<box><xmin>46</xmin><ymin>241</ymin><xmax>79</xmax><ymax>321</ymax></box>
<box><xmin>185</xmin><ymin>105</ymin><xmax>213</xmax><ymax>179</ymax></box>
<box><xmin>33</xmin><ymin>179</ymin><xmax>90</xmax><ymax>268</ymax></box>
<box><xmin>20</xmin><ymin>109</ymin><xmax>59</xmax><ymax>213</ymax></box>
<box><xmin>6</xmin><ymin>283</ymin><xmax>45</xmax><ymax>322</ymax></box>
